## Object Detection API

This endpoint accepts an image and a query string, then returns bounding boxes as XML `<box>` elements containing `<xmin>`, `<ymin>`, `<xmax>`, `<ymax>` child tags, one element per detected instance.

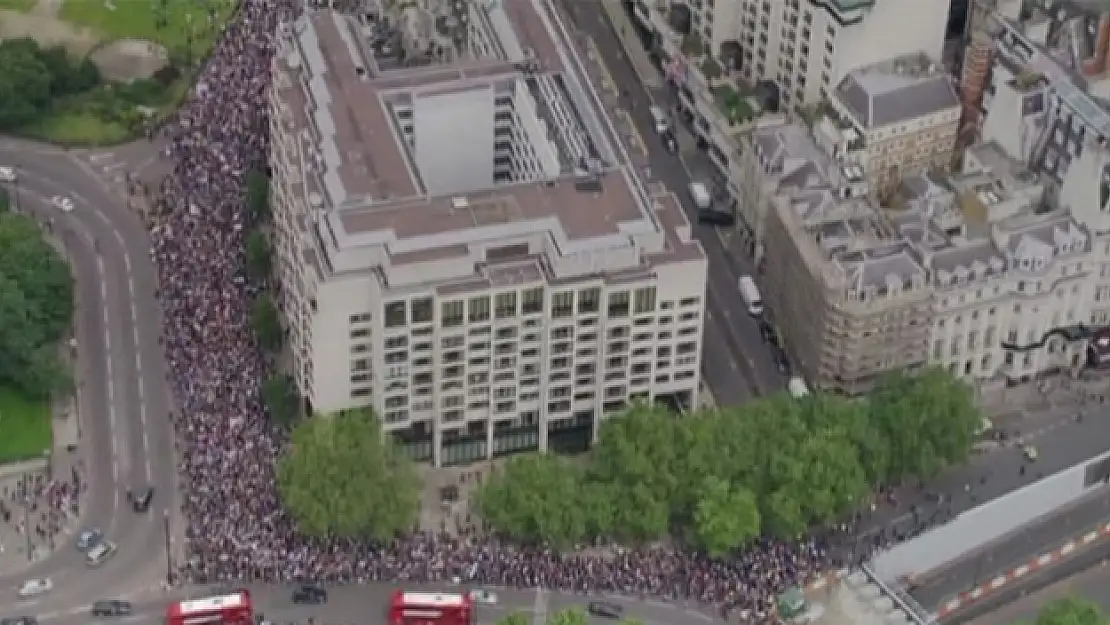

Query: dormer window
<box><xmin>1034</xmin><ymin>258</ymin><xmax>1046</xmax><ymax>271</ymax></box>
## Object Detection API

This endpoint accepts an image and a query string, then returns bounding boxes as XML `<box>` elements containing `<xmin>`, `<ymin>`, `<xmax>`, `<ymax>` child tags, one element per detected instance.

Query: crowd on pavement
<box><xmin>0</xmin><ymin>471</ymin><xmax>83</xmax><ymax>559</ymax></box>
<box><xmin>145</xmin><ymin>1</ymin><xmax>927</xmax><ymax>622</ymax></box>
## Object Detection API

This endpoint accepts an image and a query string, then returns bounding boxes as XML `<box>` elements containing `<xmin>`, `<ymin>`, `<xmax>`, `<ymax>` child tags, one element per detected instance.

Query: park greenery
<box><xmin>496</xmin><ymin>609</ymin><xmax>640</xmax><ymax>625</ymax></box>
<box><xmin>474</xmin><ymin>367</ymin><xmax>981</xmax><ymax>555</ymax></box>
<box><xmin>0</xmin><ymin>0</ymin><xmax>235</xmax><ymax>145</ymax></box>
<box><xmin>0</xmin><ymin>203</ymin><xmax>75</xmax><ymax>400</ymax></box>
<box><xmin>1023</xmin><ymin>597</ymin><xmax>1110</xmax><ymax>625</ymax></box>
<box><xmin>277</xmin><ymin>408</ymin><xmax>421</xmax><ymax>540</ymax></box>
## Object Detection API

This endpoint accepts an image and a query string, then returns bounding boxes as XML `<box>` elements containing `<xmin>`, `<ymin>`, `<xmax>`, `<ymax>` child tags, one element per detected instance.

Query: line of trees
<box><xmin>0</xmin><ymin>192</ymin><xmax>75</xmax><ymax>398</ymax></box>
<box><xmin>241</xmin><ymin>168</ymin><xmax>303</xmax><ymax>427</ymax></box>
<box><xmin>474</xmin><ymin>367</ymin><xmax>982</xmax><ymax>555</ymax></box>
<box><xmin>1025</xmin><ymin>597</ymin><xmax>1109</xmax><ymax>625</ymax></box>
<box><xmin>497</xmin><ymin>609</ymin><xmax>641</xmax><ymax>625</ymax></box>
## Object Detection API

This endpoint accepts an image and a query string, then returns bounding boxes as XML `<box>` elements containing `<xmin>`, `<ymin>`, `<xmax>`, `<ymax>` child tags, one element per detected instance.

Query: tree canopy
<box><xmin>245</xmin><ymin>169</ymin><xmax>270</xmax><ymax>224</ymax></box>
<box><xmin>0</xmin><ymin>38</ymin><xmax>101</xmax><ymax>132</ymax></box>
<box><xmin>262</xmin><ymin>374</ymin><xmax>302</xmax><ymax>427</ymax></box>
<box><xmin>1023</xmin><ymin>598</ymin><xmax>1110</xmax><ymax>625</ymax></box>
<box><xmin>497</xmin><ymin>608</ymin><xmax>626</xmax><ymax>625</ymax></box>
<box><xmin>250</xmin><ymin>294</ymin><xmax>283</xmax><ymax>352</ymax></box>
<box><xmin>474</xmin><ymin>367</ymin><xmax>981</xmax><ymax>552</ymax></box>
<box><xmin>276</xmin><ymin>408</ymin><xmax>420</xmax><ymax>539</ymax></box>
<box><xmin>0</xmin><ymin>213</ymin><xmax>74</xmax><ymax>398</ymax></box>
<box><xmin>245</xmin><ymin>229</ymin><xmax>272</xmax><ymax>283</ymax></box>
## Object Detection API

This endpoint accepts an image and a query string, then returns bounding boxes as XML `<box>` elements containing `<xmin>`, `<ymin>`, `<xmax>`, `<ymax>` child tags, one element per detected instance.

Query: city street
<box><xmin>0</xmin><ymin>139</ymin><xmax>176</xmax><ymax>614</ymax></box>
<box><xmin>21</xmin><ymin>583</ymin><xmax>719</xmax><ymax>625</ymax></box>
<box><xmin>559</xmin><ymin>0</ymin><xmax>787</xmax><ymax>404</ymax></box>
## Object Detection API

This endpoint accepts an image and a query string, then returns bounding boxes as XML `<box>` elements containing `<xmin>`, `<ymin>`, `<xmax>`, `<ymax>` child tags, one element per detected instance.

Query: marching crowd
<box><xmin>150</xmin><ymin>0</ymin><xmax>842</xmax><ymax>619</ymax></box>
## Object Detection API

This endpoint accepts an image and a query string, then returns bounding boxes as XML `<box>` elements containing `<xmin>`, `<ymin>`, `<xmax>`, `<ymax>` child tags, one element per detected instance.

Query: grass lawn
<box><xmin>0</xmin><ymin>387</ymin><xmax>52</xmax><ymax>464</ymax></box>
<box><xmin>59</xmin><ymin>0</ymin><xmax>238</xmax><ymax>54</ymax></box>
<box><xmin>0</xmin><ymin>0</ymin><xmax>36</xmax><ymax>11</ymax></box>
<box><xmin>19</xmin><ymin>110</ymin><xmax>131</xmax><ymax>146</ymax></box>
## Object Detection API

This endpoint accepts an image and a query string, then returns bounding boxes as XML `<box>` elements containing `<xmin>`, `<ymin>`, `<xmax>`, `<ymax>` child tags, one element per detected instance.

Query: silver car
<box><xmin>85</xmin><ymin>541</ymin><xmax>117</xmax><ymax>567</ymax></box>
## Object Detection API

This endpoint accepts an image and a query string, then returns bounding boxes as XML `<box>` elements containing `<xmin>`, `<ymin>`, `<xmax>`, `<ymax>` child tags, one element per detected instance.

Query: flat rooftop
<box><xmin>272</xmin><ymin>0</ymin><xmax>702</xmax><ymax>278</ymax></box>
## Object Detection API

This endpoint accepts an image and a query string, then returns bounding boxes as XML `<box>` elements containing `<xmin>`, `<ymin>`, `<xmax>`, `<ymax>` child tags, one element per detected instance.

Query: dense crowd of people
<box><xmin>150</xmin><ymin>0</ymin><xmax>851</xmax><ymax>620</ymax></box>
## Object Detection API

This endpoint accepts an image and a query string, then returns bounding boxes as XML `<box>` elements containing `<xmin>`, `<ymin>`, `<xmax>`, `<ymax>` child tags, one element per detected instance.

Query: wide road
<box><xmin>910</xmin><ymin>491</ymin><xmax>1110</xmax><ymax>608</ymax></box>
<box><xmin>32</xmin><ymin>583</ymin><xmax>719</xmax><ymax>625</ymax></box>
<box><xmin>559</xmin><ymin>0</ymin><xmax>786</xmax><ymax>405</ymax></box>
<box><xmin>0</xmin><ymin>139</ymin><xmax>176</xmax><ymax>615</ymax></box>
<box><xmin>956</xmin><ymin>540</ymin><xmax>1110</xmax><ymax>625</ymax></box>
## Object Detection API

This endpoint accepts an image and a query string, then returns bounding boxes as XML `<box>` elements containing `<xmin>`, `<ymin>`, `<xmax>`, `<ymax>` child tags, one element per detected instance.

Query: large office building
<box><xmin>634</xmin><ymin>0</ymin><xmax>950</xmax><ymax>112</ymax></box>
<box><xmin>269</xmin><ymin>0</ymin><xmax>707</xmax><ymax>466</ymax></box>
<box><xmin>745</xmin><ymin>116</ymin><xmax>1100</xmax><ymax>394</ymax></box>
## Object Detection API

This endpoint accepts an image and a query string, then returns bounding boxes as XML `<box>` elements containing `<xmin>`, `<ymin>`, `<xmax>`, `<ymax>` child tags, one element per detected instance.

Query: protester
<box><xmin>151</xmin><ymin>1</ymin><xmax>841</xmax><ymax>620</ymax></box>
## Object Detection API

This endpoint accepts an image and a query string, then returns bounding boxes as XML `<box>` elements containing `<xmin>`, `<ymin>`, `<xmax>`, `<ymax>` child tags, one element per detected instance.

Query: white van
<box><xmin>0</xmin><ymin>167</ymin><xmax>16</xmax><ymax>183</ymax></box>
<box><xmin>649</xmin><ymin>106</ymin><xmax>669</xmax><ymax>134</ymax></box>
<box><xmin>737</xmin><ymin>275</ymin><xmax>763</xmax><ymax>316</ymax></box>
<box><xmin>688</xmin><ymin>182</ymin><xmax>711</xmax><ymax>210</ymax></box>
<box><xmin>787</xmin><ymin>377</ymin><xmax>809</xmax><ymax>399</ymax></box>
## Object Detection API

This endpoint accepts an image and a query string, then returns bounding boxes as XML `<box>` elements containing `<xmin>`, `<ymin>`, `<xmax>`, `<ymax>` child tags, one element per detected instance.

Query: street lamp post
<box><xmin>163</xmin><ymin>508</ymin><xmax>173</xmax><ymax>585</ymax></box>
<box><xmin>21</xmin><ymin>473</ymin><xmax>32</xmax><ymax>561</ymax></box>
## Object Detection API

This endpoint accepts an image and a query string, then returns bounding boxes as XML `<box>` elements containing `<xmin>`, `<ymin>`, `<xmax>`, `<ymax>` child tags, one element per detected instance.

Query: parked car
<box><xmin>75</xmin><ymin>527</ymin><xmax>104</xmax><ymax>553</ymax></box>
<box><xmin>17</xmin><ymin>578</ymin><xmax>53</xmax><ymax>598</ymax></box>
<box><xmin>586</xmin><ymin>602</ymin><xmax>623</xmax><ymax>619</ymax></box>
<box><xmin>91</xmin><ymin>599</ymin><xmax>133</xmax><ymax>617</ymax></box>
<box><xmin>50</xmin><ymin>195</ymin><xmax>74</xmax><ymax>213</ymax></box>
<box><xmin>468</xmin><ymin>589</ymin><xmax>498</xmax><ymax>605</ymax></box>
<box><xmin>1</xmin><ymin>617</ymin><xmax>38</xmax><ymax>625</ymax></box>
<box><xmin>85</xmin><ymin>540</ymin><xmax>118</xmax><ymax>567</ymax></box>
<box><xmin>0</xmin><ymin>166</ymin><xmax>17</xmax><ymax>183</ymax></box>
<box><xmin>291</xmin><ymin>584</ymin><xmax>328</xmax><ymax>605</ymax></box>
<box><xmin>128</xmin><ymin>486</ymin><xmax>153</xmax><ymax>512</ymax></box>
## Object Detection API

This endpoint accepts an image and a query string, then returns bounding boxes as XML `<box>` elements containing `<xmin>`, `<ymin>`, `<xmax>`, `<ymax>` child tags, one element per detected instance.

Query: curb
<box><xmin>936</xmin><ymin>520</ymin><xmax>1110</xmax><ymax>618</ymax></box>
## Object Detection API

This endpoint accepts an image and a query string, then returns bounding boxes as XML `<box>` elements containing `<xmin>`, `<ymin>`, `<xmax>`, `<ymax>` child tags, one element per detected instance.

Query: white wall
<box><xmin>414</xmin><ymin>87</ymin><xmax>496</xmax><ymax>195</ymax></box>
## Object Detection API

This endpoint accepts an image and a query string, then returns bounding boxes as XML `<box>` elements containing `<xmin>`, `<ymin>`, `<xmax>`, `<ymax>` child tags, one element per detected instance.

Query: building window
<box><xmin>441</xmin><ymin>300</ymin><xmax>464</xmax><ymax>327</ymax></box>
<box><xmin>608</xmin><ymin>291</ymin><xmax>631</xmax><ymax>318</ymax></box>
<box><xmin>578</xmin><ymin>287</ymin><xmax>601</xmax><ymax>314</ymax></box>
<box><xmin>634</xmin><ymin>287</ymin><xmax>657</xmax><ymax>314</ymax></box>
<box><xmin>522</xmin><ymin>287</ymin><xmax>544</xmax><ymax>314</ymax></box>
<box><xmin>469</xmin><ymin>296</ymin><xmax>491</xmax><ymax>323</ymax></box>
<box><xmin>411</xmin><ymin>297</ymin><xmax>434</xmax><ymax>324</ymax></box>
<box><xmin>384</xmin><ymin>301</ymin><xmax>406</xmax><ymax>328</ymax></box>
<box><xmin>495</xmin><ymin>292</ymin><xmax>518</xmax><ymax>319</ymax></box>
<box><xmin>552</xmin><ymin>291</ymin><xmax>574</xmax><ymax>318</ymax></box>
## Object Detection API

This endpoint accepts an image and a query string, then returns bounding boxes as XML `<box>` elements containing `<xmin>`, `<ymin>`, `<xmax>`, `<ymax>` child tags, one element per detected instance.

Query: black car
<box><xmin>91</xmin><ymin>599</ymin><xmax>133</xmax><ymax>617</ymax></box>
<box><xmin>759</xmin><ymin>322</ymin><xmax>780</xmax><ymax>348</ymax></box>
<box><xmin>586</xmin><ymin>602</ymin><xmax>623</xmax><ymax>619</ymax></box>
<box><xmin>291</xmin><ymin>584</ymin><xmax>328</xmax><ymax>604</ymax></box>
<box><xmin>697</xmin><ymin>208</ymin><xmax>735</xmax><ymax>226</ymax></box>
<box><xmin>1</xmin><ymin>617</ymin><xmax>38</xmax><ymax>625</ymax></box>
<box><xmin>128</xmin><ymin>486</ymin><xmax>153</xmax><ymax>513</ymax></box>
<box><xmin>774</xmin><ymin>349</ymin><xmax>792</xmax><ymax>375</ymax></box>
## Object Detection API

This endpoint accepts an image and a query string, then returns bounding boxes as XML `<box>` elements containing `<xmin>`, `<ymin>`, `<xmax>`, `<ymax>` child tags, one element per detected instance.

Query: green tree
<box><xmin>0</xmin><ymin>213</ymin><xmax>75</xmax><ymax>344</ymax></box>
<box><xmin>245</xmin><ymin>230</ymin><xmax>272</xmax><ymax>283</ymax></box>
<box><xmin>16</xmin><ymin>345</ymin><xmax>73</xmax><ymax>400</ymax></box>
<box><xmin>277</xmin><ymin>408</ymin><xmax>420</xmax><ymax>539</ymax></box>
<box><xmin>547</xmin><ymin>609</ymin><xmax>590</xmax><ymax>625</ymax></box>
<box><xmin>0</xmin><ymin>188</ymin><xmax>9</xmax><ymax>213</ymax></box>
<box><xmin>0</xmin><ymin>40</ymin><xmax>51</xmax><ymax>129</ymax></box>
<box><xmin>0</xmin><ymin>273</ymin><xmax>41</xmax><ymax>389</ymax></box>
<box><xmin>262</xmin><ymin>374</ymin><xmax>301</xmax><ymax>426</ymax></box>
<box><xmin>494</xmin><ymin>614</ymin><xmax>530</xmax><ymax>625</ymax></box>
<box><xmin>474</xmin><ymin>452</ymin><xmax>593</xmax><ymax>546</ymax></box>
<box><xmin>869</xmin><ymin>367</ymin><xmax>981</xmax><ymax>481</ymax></box>
<box><xmin>692</xmin><ymin>476</ymin><xmax>760</xmax><ymax>556</ymax></box>
<box><xmin>250</xmin><ymin>294</ymin><xmax>283</xmax><ymax>351</ymax></box>
<box><xmin>245</xmin><ymin>169</ymin><xmax>270</xmax><ymax>223</ymax></box>
<box><xmin>1024</xmin><ymin>598</ymin><xmax>1110</xmax><ymax>625</ymax></box>
<box><xmin>589</xmin><ymin>404</ymin><xmax>687</xmax><ymax>541</ymax></box>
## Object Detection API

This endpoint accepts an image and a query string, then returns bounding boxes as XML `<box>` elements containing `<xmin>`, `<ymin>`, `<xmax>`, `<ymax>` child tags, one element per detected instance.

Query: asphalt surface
<box><xmin>559</xmin><ymin>0</ymin><xmax>788</xmax><ymax>405</ymax></box>
<box><xmin>910</xmin><ymin>491</ymin><xmax>1110</xmax><ymax>608</ymax></box>
<box><xmin>953</xmin><ymin>540</ymin><xmax>1110</xmax><ymax>625</ymax></box>
<box><xmin>22</xmin><ymin>583</ymin><xmax>720</xmax><ymax>625</ymax></box>
<box><xmin>0</xmin><ymin>139</ymin><xmax>176</xmax><ymax>615</ymax></box>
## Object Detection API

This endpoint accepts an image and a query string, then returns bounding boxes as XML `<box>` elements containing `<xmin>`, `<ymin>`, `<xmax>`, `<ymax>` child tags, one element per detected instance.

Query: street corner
<box><xmin>806</xmin><ymin>568</ymin><xmax>849</xmax><ymax>591</ymax></box>
<box><xmin>935</xmin><ymin>520</ymin><xmax>1110</xmax><ymax>619</ymax></box>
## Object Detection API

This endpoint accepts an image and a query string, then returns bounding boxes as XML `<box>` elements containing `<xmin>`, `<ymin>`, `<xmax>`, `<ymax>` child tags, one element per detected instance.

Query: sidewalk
<box><xmin>598</xmin><ymin>0</ymin><xmax>662</xmax><ymax>89</ymax></box>
<box><xmin>0</xmin><ymin>396</ymin><xmax>86</xmax><ymax>572</ymax></box>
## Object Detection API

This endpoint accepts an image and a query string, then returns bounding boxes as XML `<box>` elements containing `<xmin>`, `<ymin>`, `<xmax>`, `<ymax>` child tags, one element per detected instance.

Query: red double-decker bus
<box><xmin>166</xmin><ymin>590</ymin><xmax>254</xmax><ymax>625</ymax></box>
<box><xmin>389</xmin><ymin>591</ymin><xmax>475</xmax><ymax>625</ymax></box>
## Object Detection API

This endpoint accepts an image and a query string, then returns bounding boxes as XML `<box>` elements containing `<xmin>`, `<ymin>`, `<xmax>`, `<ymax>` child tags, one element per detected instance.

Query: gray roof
<box><xmin>836</xmin><ymin>70</ymin><xmax>959</xmax><ymax>128</ymax></box>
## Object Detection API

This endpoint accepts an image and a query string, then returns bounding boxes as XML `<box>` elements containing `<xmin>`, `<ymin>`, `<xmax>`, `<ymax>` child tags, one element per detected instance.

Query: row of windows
<box><xmin>380</xmin><ymin>287</ymin><xmax>679</xmax><ymax>328</ymax></box>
